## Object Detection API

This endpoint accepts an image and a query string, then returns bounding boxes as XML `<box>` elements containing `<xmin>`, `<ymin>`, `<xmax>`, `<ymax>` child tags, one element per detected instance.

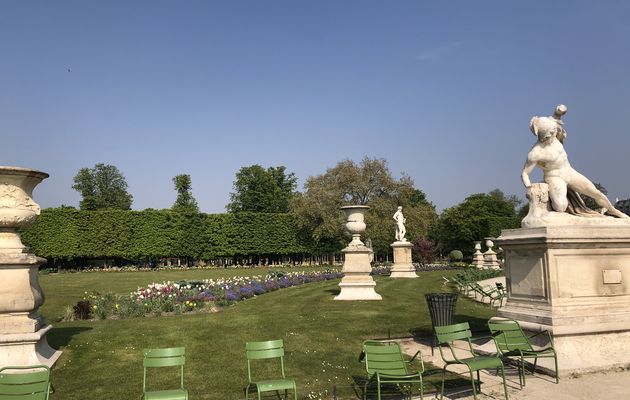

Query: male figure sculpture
<box><xmin>393</xmin><ymin>206</ymin><xmax>407</xmax><ymax>241</ymax></box>
<box><xmin>521</xmin><ymin>105</ymin><xmax>628</xmax><ymax>219</ymax></box>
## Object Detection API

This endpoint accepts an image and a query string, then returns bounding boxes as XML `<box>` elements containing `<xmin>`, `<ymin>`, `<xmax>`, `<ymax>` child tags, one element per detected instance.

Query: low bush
<box><xmin>448</xmin><ymin>250</ymin><xmax>464</xmax><ymax>262</ymax></box>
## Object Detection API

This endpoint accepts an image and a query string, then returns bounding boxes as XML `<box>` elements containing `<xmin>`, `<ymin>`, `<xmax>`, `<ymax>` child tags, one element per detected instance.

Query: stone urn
<box><xmin>335</xmin><ymin>205</ymin><xmax>381</xmax><ymax>300</ymax></box>
<box><xmin>483</xmin><ymin>237</ymin><xmax>500</xmax><ymax>269</ymax></box>
<box><xmin>472</xmin><ymin>240</ymin><xmax>484</xmax><ymax>268</ymax></box>
<box><xmin>341</xmin><ymin>205</ymin><xmax>370</xmax><ymax>247</ymax></box>
<box><xmin>0</xmin><ymin>167</ymin><xmax>49</xmax><ymax>253</ymax></box>
<box><xmin>0</xmin><ymin>166</ymin><xmax>60</xmax><ymax>367</ymax></box>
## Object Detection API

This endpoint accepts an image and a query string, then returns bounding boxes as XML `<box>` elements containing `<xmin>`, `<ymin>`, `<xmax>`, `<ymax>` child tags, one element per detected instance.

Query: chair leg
<box><xmin>294</xmin><ymin>383</ymin><xmax>298</xmax><ymax>400</ymax></box>
<box><xmin>476</xmin><ymin>370</ymin><xmax>481</xmax><ymax>392</ymax></box>
<box><xmin>377</xmin><ymin>382</ymin><xmax>381</xmax><ymax>400</ymax></box>
<box><xmin>533</xmin><ymin>357</ymin><xmax>538</xmax><ymax>376</ymax></box>
<box><xmin>554</xmin><ymin>353</ymin><xmax>559</xmax><ymax>384</ymax></box>
<box><xmin>469</xmin><ymin>369</ymin><xmax>478</xmax><ymax>400</ymax></box>
<box><xmin>440</xmin><ymin>366</ymin><xmax>447</xmax><ymax>400</ymax></box>
<box><xmin>499</xmin><ymin>363</ymin><xmax>509</xmax><ymax>400</ymax></box>
<box><xmin>521</xmin><ymin>356</ymin><xmax>526</xmax><ymax>387</ymax></box>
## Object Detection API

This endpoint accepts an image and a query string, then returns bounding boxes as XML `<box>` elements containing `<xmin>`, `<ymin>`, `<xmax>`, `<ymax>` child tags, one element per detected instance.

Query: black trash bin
<box><xmin>425</xmin><ymin>293</ymin><xmax>458</xmax><ymax>353</ymax></box>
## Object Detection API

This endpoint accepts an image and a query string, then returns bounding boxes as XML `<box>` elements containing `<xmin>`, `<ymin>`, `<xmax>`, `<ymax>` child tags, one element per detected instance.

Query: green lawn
<box><xmin>39</xmin><ymin>268</ymin><xmax>496</xmax><ymax>399</ymax></box>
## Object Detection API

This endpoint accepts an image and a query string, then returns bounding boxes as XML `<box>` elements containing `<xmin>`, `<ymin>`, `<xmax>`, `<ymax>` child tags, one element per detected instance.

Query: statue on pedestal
<box><xmin>393</xmin><ymin>206</ymin><xmax>407</xmax><ymax>242</ymax></box>
<box><xmin>521</xmin><ymin>104</ymin><xmax>629</xmax><ymax>227</ymax></box>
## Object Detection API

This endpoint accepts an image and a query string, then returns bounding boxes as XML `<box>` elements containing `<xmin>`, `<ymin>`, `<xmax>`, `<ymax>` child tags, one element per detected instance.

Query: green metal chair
<box><xmin>142</xmin><ymin>347</ymin><xmax>188</xmax><ymax>400</ymax></box>
<box><xmin>245</xmin><ymin>339</ymin><xmax>297</xmax><ymax>400</ymax></box>
<box><xmin>435</xmin><ymin>322</ymin><xmax>509</xmax><ymax>400</ymax></box>
<box><xmin>0</xmin><ymin>365</ymin><xmax>51</xmax><ymax>400</ymax></box>
<box><xmin>488</xmin><ymin>317</ymin><xmax>558</xmax><ymax>388</ymax></box>
<box><xmin>361</xmin><ymin>340</ymin><xmax>424</xmax><ymax>400</ymax></box>
<box><xmin>470</xmin><ymin>283</ymin><xmax>505</xmax><ymax>307</ymax></box>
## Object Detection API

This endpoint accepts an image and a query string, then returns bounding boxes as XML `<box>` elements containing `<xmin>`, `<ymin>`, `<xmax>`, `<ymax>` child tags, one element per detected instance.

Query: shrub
<box><xmin>448</xmin><ymin>250</ymin><xmax>463</xmax><ymax>262</ymax></box>
<box><xmin>73</xmin><ymin>300</ymin><xmax>92</xmax><ymax>320</ymax></box>
<box><xmin>412</xmin><ymin>235</ymin><xmax>438</xmax><ymax>265</ymax></box>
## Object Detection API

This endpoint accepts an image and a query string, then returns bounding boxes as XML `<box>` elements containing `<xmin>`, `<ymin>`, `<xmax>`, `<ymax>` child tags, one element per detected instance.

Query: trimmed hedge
<box><xmin>21</xmin><ymin>209</ymin><xmax>307</xmax><ymax>261</ymax></box>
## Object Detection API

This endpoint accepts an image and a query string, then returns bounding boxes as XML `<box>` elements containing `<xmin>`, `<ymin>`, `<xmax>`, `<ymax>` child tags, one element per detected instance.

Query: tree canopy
<box><xmin>171</xmin><ymin>174</ymin><xmax>199</xmax><ymax>213</ymax></box>
<box><xmin>72</xmin><ymin>163</ymin><xmax>133</xmax><ymax>211</ymax></box>
<box><xmin>227</xmin><ymin>165</ymin><xmax>297</xmax><ymax>213</ymax></box>
<box><xmin>290</xmin><ymin>157</ymin><xmax>437</xmax><ymax>257</ymax></box>
<box><xmin>431</xmin><ymin>189</ymin><xmax>520</xmax><ymax>255</ymax></box>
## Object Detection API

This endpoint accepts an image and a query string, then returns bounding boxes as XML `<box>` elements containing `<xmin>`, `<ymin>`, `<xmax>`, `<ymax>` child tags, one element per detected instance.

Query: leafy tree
<box><xmin>431</xmin><ymin>189</ymin><xmax>520</xmax><ymax>256</ymax></box>
<box><xmin>171</xmin><ymin>174</ymin><xmax>199</xmax><ymax>213</ymax></box>
<box><xmin>72</xmin><ymin>163</ymin><xmax>133</xmax><ymax>210</ymax></box>
<box><xmin>290</xmin><ymin>157</ymin><xmax>437</xmax><ymax>257</ymax></box>
<box><xmin>227</xmin><ymin>165</ymin><xmax>297</xmax><ymax>213</ymax></box>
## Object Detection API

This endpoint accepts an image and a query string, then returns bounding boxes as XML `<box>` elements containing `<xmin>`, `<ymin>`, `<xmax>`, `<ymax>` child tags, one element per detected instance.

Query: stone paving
<box><xmin>398</xmin><ymin>336</ymin><xmax>630</xmax><ymax>399</ymax></box>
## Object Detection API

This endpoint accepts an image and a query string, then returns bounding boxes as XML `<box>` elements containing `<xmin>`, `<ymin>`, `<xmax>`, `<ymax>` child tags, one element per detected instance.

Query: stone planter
<box><xmin>334</xmin><ymin>205</ymin><xmax>381</xmax><ymax>300</ymax></box>
<box><xmin>0</xmin><ymin>166</ymin><xmax>61</xmax><ymax>367</ymax></box>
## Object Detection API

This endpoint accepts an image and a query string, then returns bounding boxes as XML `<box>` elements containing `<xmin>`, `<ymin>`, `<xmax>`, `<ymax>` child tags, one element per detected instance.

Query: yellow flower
<box><xmin>92</xmin><ymin>305</ymin><xmax>97</xmax><ymax>310</ymax></box>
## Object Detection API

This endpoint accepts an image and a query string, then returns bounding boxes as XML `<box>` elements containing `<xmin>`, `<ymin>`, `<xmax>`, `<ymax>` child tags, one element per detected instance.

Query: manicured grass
<box><xmin>40</xmin><ymin>268</ymin><xmax>496</xmax><ymax>399</ymax></box>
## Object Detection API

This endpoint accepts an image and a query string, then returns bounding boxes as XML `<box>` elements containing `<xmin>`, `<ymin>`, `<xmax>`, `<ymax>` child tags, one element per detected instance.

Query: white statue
<box><xmin>393</xmin><ymin>206</ymin><xmax>407</xmax><ymax>241</ymax></box>
<box><xmin>521</xmin><ymin>104</ymin><xmax>628</xmax><ymax>219</ymax></box>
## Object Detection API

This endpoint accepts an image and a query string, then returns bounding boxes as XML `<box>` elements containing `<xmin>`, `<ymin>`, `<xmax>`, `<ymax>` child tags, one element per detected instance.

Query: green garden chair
<box><xmin>488</xmin><ymin>317</ymin><xmax>558</xmax><ymax>388</ymax></box>
<box><xmin>361</xmin><ymin>340</ymin><xmax>424</xmax><ymax>400</ymax></box>
<box><xmin>0</xmin><ymin>365</ymin><xmax>51</xmax><ymax>400</ymax></box>
<box><xmin>471</xmin><ymin>283</ymin><xmax>505</xmax><ymax>307</ymax></box>
<box><xmin>245</xmin><ymin>339</ymin><xmax>297</xmax><ymax>400</ymax></box>
<box><xmin>142</xmin><ymin>347</ymin><xmax>188</xmax><ymax>400</ymax></box>
<box><xmin>435</xmin><ymin>322</ymin><xmax>509</xmax><ymax>400</ymax></box>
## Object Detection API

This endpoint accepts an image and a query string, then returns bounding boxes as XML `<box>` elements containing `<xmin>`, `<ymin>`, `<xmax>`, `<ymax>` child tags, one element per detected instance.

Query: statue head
<box><xmin>530</xmin><ymin>116</ymin><xmax>562</xmax><ymax>144</ymax></box>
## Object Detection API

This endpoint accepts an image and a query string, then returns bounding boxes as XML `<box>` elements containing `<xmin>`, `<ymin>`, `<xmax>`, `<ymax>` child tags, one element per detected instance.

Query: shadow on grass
<box><xmin>47</xmin><ymin>326</ymin><xmax>92</xmax><ymax>349</ymax></box>
<box><xmin>324</xmin><ymin>288</ymin><xmax>340</xmax><ymax>295</ymax></box>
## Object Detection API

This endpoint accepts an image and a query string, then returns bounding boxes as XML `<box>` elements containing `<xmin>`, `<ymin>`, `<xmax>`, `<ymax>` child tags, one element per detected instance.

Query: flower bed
<box><xmin>71</xmin><ymin>269</ymin><xmax>343</xmax><ymax>320</ymax></box>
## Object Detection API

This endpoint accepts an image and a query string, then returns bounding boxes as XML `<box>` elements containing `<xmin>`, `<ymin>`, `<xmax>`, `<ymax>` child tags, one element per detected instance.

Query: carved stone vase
<box><xmin>341</xmin><ymin>205</ymin><xmax>369</xmax><ymax>247</ymax></box>
<box><xmin>334</xmin><ymin>205</ymin><xmax>381</xmax><ymax>300</ymax></box>
<box><xmin>0</xmin><ymin>166</ymin><xmax>61</xmax><ymax>367</ymax></box>
<box><xmin>483</xmin><ymin>238</ymin><xmax>500</xmax><ymax>269</ymax></box>
<box><xmin>472</xmin><ymin>241</ymin><xmax>484</xmax><ymax>268</ymax></box>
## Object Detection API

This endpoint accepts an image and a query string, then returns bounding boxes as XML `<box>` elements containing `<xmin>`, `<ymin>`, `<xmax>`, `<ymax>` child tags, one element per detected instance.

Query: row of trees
<box><xmin>63</xmin><ymin>158</ymin><xmax>525</xmax><ymax>262</ymax></box>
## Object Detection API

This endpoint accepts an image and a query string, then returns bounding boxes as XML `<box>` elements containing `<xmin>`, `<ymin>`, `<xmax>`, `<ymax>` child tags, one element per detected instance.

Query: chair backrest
<box><xmin>0</xmin><ymin>365</ymin><xmax>50</xmax><ymax>400</ymax></box>
<box><xmin>245</xmin><ymin>339</ymin><xmax>286</xmax><ymax>382</ymax></box>
<box><xmin>435</xmin><ymin>322</ymin><xmax>472</xmax><ymax>344</ymax></box>
<box><xmin>362</xmin><ymin>340</ymin><xmax>408</xmax><ymax>376</ymax></box>
<box><xmin>488</xmin><ymin>318</ymin><xmax>533</xmax><ymax>353</ymax></box>
<box><xmin>143</xmin><ymin>347</ymin><xmax>185</xmax><ymax>392</ymax></box>
<box><xmin>434</xmin><ymin>322</ymin><xmax>474</xmax><ymax>361</ymax></box>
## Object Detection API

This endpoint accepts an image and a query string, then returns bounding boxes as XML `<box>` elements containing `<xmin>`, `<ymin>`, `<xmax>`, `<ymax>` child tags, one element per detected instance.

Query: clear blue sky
<box><xmin>3</xmin><ymin>1</ymin><xmax>630</xmax><ymax>213</ymax></box>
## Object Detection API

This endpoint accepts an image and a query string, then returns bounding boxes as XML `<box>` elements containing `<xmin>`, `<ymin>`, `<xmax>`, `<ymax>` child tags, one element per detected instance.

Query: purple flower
<box><xmin>225</xmin><ymin>289</ymin><xmax>241</xmax><ymax>301</ymax></box>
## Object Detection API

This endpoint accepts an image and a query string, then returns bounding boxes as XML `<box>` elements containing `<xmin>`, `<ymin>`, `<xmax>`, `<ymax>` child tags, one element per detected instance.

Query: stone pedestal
<box><xmin>472</xmin><ymin>241</ymin><xmax>484</xmax><ymax>268</ymax></box>
<box><xmin>0</xmin><ymin>166</ymin><xmax>60</xmax><ymax>368</ymax></box>
<box><xmin>334</xmin><ymin>205</ymin><xmax>381</xmax><ymax>301</ymax></box>
<box><xmin>483</xmin><ymin>238</ymin><xmax>500</xmax><ymax>269</ymax></box>
<box><xmin>390</xmin><ymin>241</ymin><xmax>416</xmax><ymax>278</ymax></box>
<box><xmin>335</xmin><ymin>245</ymin><xmax>382</xmax><ymax>300</ymax></box>
<box><xmin>497</xmin><ymin>225</ymin><xmax>630</xmax><ymax>375</ymax></box>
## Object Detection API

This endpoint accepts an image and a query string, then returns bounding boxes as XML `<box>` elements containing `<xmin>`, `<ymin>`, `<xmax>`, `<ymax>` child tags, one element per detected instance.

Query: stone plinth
<box><xmin>335</xmin><ymin>245</ymin><xmax>382</xmax><ymax>301</ymax></box>
<box><xmin>483</xmin><ymin>238</ymin><xmax>500</xmax><ymax>269</ymax></box>
<box><xmin>496</xmin><ymin>225</ymin><xmax>630</xmax><ymax>375</ymax></box>
<box><xmin>390</xmin><ymin>241</ymin><xmax>416</xmax><ymax>278</ymax></box>
<box><xmin>472</xmin><ymin>241</ymin><xmax>484</xmax><ymax>268</ymax></box>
